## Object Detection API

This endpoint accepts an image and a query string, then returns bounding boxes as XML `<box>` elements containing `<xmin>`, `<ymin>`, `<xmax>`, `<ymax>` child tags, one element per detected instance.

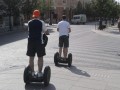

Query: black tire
<box><xmin>54</xmin><ymin>52</ymin><xmax>59</xmax><ymax>66</ymax></box>
<box><xmin>68</xmin><ymin>53</ymin><xmax>72</xmax><ymax>67</ymax></box>
<box><xmin>43</xmin><ymin>66</ymin><xmax>51</xmax><ymax>87</ymax></box>
<box><xmin>23</xmin><ymin>66</ymin><xmax>31</xmax><ymax>84</ymax></box>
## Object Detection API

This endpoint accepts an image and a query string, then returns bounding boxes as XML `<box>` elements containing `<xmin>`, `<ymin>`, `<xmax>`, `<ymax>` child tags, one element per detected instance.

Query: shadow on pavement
<box><xmin>25</xmin><ymin>83</ymin><xmax>56</xmax><ymax>90</ymax></box>
<box><xmin>56</xmin><ymin>65</ymin><xmax>90</xmax><ymax>77</ymax></box>
<box><xmin>0</xmin><ymin>31</ymin><xmax>27</xmax><ymax>46</ymax></box>
<box><xmin>66</xmin><ymin>66</ymin><xmax>91</xmax><ymax>77</ymax></box>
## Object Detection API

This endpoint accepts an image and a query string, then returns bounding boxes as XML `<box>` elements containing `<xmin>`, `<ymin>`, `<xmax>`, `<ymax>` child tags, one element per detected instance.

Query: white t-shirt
<box><xmin>57</xmin><ymin>20</ymin><xmax>70</xmax><ymax>36</ymax></box>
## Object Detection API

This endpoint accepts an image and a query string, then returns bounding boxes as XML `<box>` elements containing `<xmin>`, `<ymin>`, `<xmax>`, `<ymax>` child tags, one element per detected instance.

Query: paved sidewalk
<box><xmin>92</xmin><ymin>25</ymin><xmax>120</xmax><ymax>38</ymax></box>
<box><xmin>0</xmin><ymin>24</ymin><xmax>120</xmax><ymax>90</ymax></box>
<box><xmin>0</xmin><ymin>26</ymin><xmax>26</xmax><ymax>35</ymax></box>
<box><xmin>0</xmin><ymin>61</ymin><xmax>120</xmax><ymax>90</ymax></box>
<box><xmin>0</xmin><ymin>24</ymin><xmax>57</xmax><ymax>36</ymax></box>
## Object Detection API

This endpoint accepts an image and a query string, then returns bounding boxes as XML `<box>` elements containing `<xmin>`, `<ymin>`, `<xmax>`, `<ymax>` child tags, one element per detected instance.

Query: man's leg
<box><xmin>63</xmin><ymin>36</ymin><xmax>69</xmax><ymax>59</ymax></box>
<box><xmin>59</xmin><ymin>47</ymin><xmax>62</xmax><ymax>57</ymax></box>
<box><xmin>38</xmin><ymin>57</ymin><xmax>43</xmax><ymax>72</ymax></box>
<box><xmin>59</xmin><ymin>36</ymin><xmax>63</xmax><ymax>57</ymax></box>
<box><xmin>63</xmin><ymin>48</ymin><xmax>68</xmax><ymax>59</ymax></box>
<box><xmin>29</xmin><ymin>56</ymin><xmax>34</xmax><ymax>72</ymax></box>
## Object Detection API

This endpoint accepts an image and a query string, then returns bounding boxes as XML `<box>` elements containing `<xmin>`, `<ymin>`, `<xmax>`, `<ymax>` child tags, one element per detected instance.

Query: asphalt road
<box><xmin>0</xmin><ymin>23</ymin><xmax>120</xmax><ymax>90</ymax></box>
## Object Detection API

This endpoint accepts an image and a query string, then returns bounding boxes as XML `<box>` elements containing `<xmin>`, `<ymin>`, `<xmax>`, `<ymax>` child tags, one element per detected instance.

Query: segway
<box><xmin>23</xmin><ymin>65</ymin><xmax>51</xmax><ymax>87</ymax></box>
<box><xmin>54</xmin><ymin>52</ymin><xmax>72</xmax><ymax>67</ymax></box>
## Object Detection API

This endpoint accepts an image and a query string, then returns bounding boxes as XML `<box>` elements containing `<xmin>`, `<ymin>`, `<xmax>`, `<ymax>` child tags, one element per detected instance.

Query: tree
<box><xmin>0</xmin><ymin>2</ymin><xmax>6</xmax><ymax>11</ymax></box>
<box><xmin>85</xmin><ymin>3</ymin><xmax>94</xmax><ymax>18</ymax></box>
<box><xmin>90</xmin><ymin>0</ymin><xmax>120</xmax><ymax>19</ymax></box>
<box><xmin>3</xmin><ymin>0</ymin><xmax>22</xmax><ymax>16</ymax></box>
<box><xmin>38</xmin><ymin>0</ymin><xmax>51</xmax><ymax>19</ymax></box>
<box><xmin>74</xmin><ymin>1</ymin><xmax>82</xmax><ymax>14</ymax></box>
<box><xmin>3</xmin><ymin>0</ymin><xmax>22</xmax><ymax>26</ymax></box>
<box><xmin>21</xmin><ymin>0</ymin><xmax>39</xmax><ymax>20</ymax></box>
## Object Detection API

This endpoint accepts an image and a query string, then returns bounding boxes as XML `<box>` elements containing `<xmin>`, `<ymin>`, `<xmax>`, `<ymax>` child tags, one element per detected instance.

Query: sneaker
<box><xmin>38</xmin><ymin>72</ymin><xmax>43</xmax><ymax>77</ymax></box>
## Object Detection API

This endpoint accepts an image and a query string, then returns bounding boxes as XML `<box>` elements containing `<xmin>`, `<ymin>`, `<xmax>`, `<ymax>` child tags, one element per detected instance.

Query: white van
<box><xmin>71</xmin><ymin>14</ymin><xmax>87</xmax><ymax>24</ymax></box>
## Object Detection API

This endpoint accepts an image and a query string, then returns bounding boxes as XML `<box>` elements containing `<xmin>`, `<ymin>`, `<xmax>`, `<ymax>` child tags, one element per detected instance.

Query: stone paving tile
<box><xmin>1</xmin><ymin>84</ymin><xmax>25</xmax><ymax>90</ymax></box>
<box><xmin>50</xmin><ymin>77</ymin><xmax>74</xmax><ymax>90</ymax></box>
<box><xmin>0</xmin><ymin>24</ymin><xmax>120</xmax><ymax>90</ymax></box>
<box><xmin>105</xmin><ymin>85</ymin><xmax>120</xmax><ymax>90</ymax></box>
<box><xmin>73</xmin><ymin>78</ymin><xmax>106</xmax><ymax>90</ymax></box>
<box><xmin>70</xmin><ymin>86</ymin><xmax>94</xmax><ymax>90</ymax></box>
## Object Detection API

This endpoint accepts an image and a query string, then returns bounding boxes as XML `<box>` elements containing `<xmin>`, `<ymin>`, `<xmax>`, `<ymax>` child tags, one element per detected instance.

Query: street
<box><xmin>0</xmin><ymin>23</ymin><xmax>120</xmax><ymax>90</ymax></box>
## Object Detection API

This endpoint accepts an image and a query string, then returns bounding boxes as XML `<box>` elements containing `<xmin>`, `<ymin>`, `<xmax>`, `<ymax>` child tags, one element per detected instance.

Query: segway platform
<box><xmin>57</xmin><ymin>57</ymin><xmax>68</xmax><ymax>63</ymax></box>
<box><xmin>23</xmin><ymin>66</ymin><xmax>51</xmax><ymax>87</ymax></box>
<box><xmin>54</xmin><ymin>52</ymin><xmax>72</xmax><ymax>67</ymax></box>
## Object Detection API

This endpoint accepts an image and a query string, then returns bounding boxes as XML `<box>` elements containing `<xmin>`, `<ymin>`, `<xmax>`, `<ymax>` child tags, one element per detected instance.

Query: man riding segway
<box><xmin>54</xmin><ymin>15</ymin><xmax>72</xmax><ymax>67</ymax></box>
<box><xmin>23</xmin><ymin>10</ymin><xmax>51</xmax><ymax>86</ymax></box>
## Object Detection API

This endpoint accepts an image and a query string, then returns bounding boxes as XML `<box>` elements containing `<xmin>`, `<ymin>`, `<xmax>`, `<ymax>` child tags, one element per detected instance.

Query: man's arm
<box><xmin>57</xmin><ymin>22</ymin><xmax>60</xmax><ymax>32</ymax></box>
<box><xmin>41</xmin><ymin>20</ymin><xmax>49</xmax><ymax>35</ymax></box>
<box><xmin>42</xmin><ymin>21</ymin><xmax>47</xmax><ymax>33</ymax></box>
<box><xmin>68</xmin><ymin>22</ymin><xmax>71</xmax><ymax>33</ymax></box>
<box><xmin>68</xmin><ymin>28</ymin><xmax>71</xmax><ymax>33</ymax></box>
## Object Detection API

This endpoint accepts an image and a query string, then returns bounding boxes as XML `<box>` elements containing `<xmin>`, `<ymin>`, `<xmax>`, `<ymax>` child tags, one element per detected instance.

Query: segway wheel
<box><xmin>23</xmin><ymin>66</ymin><xmax>31</xmax><ymax>84</ymax></box>
<box><xmin>43</xmin><ymin>66</ymin><xmax>51</xmax><ymax>87</ymax></box>
<box><xmin>68</xmin><ymin>53</ymin><xmax>72</xmax><ymax>67</ymax></box>
<box><xmin>54</xmin><ymin>52</ymin><xmax>59</xmax><ymax>66</ymax></box>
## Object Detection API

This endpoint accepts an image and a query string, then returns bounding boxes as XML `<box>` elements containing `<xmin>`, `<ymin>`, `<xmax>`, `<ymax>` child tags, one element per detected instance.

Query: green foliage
<box><xmin>21</xmin><ymin>0</ymin><xmax>39</xmax><ymax>19</ymax></box>
<box><xmin>0</xmin><ymin>3</ymin><xmax>6</xmax><ymax>11</ymax></box>
<box><xmin>89</xmin><ymin>0</ymin><xmax>120</xmax><ymax>18</ymax></box>
<box><xmin>85</xmin><ymin>3</ymin><xmax>94</xmax><ymax>17</ymax></box>
<box><xmin>74</xmin><ymin>1</ymin><xmax>82</xmax><ymax>14</ymax></box>
<box><xmin>3</xmin><ymin>0</ymin><xmax>22</xmax><ymax>16</ymax></box>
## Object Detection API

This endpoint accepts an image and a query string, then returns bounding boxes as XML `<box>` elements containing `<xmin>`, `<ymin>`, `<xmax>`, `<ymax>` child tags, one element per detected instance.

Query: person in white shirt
<box><xmin>57</xmin><ymin>15</ymin><xmax>71</xmax><ymax>60</ymax></box>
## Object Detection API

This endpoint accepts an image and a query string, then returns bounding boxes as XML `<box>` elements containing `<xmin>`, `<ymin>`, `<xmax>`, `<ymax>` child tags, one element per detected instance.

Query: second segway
<box><xmin>54</xmin><ymin>52</ymin><xmax>72</xmax><ymax>67</ymax></box>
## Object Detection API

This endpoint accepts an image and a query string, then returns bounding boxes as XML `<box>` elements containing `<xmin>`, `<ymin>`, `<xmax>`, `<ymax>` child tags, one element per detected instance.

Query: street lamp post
<box><xmin>69</xmin><ymin>0</ymin><xmax>72</xmax><ymax>22</ymax></box>
<box><xmin>49</xmin><ymin>9</ymin><xmax>52</xmax><ymax>25</ymax></box>
<box><xmin>8</xmin><ymin>8</ymin><xmax>12</xmax><ymax>31</ymax></box>
<box><xmin>69</xmin><ymin>8</ymin><xmax>72</xmax><ymax>22</ymax></box>
<box><xmin>98</xmin><ymin>0</ymin><xmax>103</xmax><ymax>30</ymax></box>
<box><xmin>49</xmin><ymin>0</ymin><xmax>52</xmax><ymax>25</ymax></box>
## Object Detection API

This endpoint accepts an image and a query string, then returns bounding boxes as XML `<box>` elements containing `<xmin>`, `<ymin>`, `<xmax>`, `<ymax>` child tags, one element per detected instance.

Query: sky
<box><xmin>116</xmin><ymin>0</ymin><xmax>120</xmax><ymax>2</ymax></box>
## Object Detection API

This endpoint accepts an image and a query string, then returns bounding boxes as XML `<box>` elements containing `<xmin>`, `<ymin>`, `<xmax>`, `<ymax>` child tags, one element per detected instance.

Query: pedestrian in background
<box><xmin>117</xmin><ymin>18</ymin><xmax>120</xmax><ymax>32</ymax></box>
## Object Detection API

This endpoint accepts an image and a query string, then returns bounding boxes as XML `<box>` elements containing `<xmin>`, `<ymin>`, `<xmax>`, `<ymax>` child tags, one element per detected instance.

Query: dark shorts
<box><xmin>59</xmin><ymin>35</ymin><xmax>69</xmax><ymax>48</ymax></box>
<box><xmin>26</xmin><ymin>39</ymin><xmax>46</xmax><ymax>57</ymax></box>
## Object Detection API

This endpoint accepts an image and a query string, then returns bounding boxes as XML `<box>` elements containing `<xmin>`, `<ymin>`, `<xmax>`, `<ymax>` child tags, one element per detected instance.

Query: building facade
<box><xmin>50</xmin><ymin>0</ymin><xmax>91</xmax><ymax>22</ymax></box>
<box><xmin>51</xmin><ymin>0</ymin><xmax>78</xmax><ymax>21</ymax></box>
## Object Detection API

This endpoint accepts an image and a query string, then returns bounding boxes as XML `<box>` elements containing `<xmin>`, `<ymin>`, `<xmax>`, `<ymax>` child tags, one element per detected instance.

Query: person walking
<box><xmin>57</xmin><ymin>15</ymin><xmax>71</xmax><ymax>60</ymax></box>
<box><xmin>118</xmin><ymin>18</ymin><xmax>120</xmax><ymax>32</ymax></box>
<box><xmin>26</xmin><ymin>9</ymin><xmax>47</xmax><ymax>77</ymax></box>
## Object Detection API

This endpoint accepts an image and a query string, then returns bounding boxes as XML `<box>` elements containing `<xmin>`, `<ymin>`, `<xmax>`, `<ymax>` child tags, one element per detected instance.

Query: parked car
<box><xmin>71</xmin><ymin>14</ymin><xmax>87</xmax><ymax>24</ymax></box>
